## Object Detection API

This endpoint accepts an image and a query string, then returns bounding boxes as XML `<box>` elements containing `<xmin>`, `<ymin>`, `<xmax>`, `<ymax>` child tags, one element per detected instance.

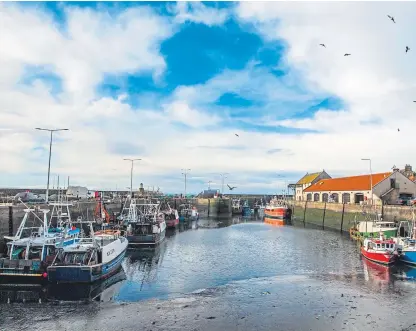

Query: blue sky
<box><xmin>1</xmin><ymin>2</ymin><xmax>415</xmax><ymax>194</ymax></box>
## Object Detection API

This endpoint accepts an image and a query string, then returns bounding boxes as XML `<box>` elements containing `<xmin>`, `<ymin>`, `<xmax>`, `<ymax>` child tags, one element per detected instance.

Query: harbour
<box><xmin>1</xmin><ymin>216</ymin><xmax>416</xmax><ymax>331</ymax></box>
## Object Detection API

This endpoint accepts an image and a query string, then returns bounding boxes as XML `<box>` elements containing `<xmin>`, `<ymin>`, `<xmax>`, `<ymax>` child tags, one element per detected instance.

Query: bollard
<box><xmin>340</xmin><ymin>203</ymin><xmax>345</xmax><ymax>233</ymax></box>
<box><xmin>208</xmin><ymin>199</ymin><xmax>210</xmax><ymax>217</ymax></box>
<box><xmin>303</xmin><ymin>201</ymin><xmax>307</xmax><ymax>223</ymax></box>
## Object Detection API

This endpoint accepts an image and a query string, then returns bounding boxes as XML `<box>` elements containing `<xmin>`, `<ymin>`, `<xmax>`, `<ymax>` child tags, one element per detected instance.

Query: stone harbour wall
<box><xmin>292</xmin><ymin>200</ymin><xmax>414</xmax><ymax>232</ymax></box>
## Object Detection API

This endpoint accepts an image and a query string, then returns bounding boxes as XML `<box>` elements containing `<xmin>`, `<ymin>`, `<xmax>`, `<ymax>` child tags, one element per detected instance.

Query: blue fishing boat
<box><xmin>394</xmin><ymin>211</ymin><xmax>416</xmax><ymax>266</ymax></box>
<box><xmin>242</xmin><ymin>200</ymin><xmax>251</xmax><ymax>217</ymax></box>
<box><xmin>48</xmin><ymin>223</ymin><xmax>128</xmax><ymax>283</ymax></box>
<box><xmin>0</xmin><ymin>202</ymin><xmax>81</xmax><ymax>285</ymax></box>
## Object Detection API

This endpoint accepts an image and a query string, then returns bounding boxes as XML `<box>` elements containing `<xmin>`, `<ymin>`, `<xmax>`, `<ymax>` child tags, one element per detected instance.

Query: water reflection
<box><xmin>2</xmin><ymin>216</ymin><xmax>416</xmax><ymax>306</ymax></box>
<box><xmin>0</xmin><ymin>269</ymin><xmax>126</xmax><ymax>303</ymax></box>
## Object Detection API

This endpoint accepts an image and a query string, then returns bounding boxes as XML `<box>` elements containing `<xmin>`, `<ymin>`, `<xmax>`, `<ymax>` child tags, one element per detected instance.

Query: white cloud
<box><xmin>2</xmin><ymin>3</ymin><xmax>416</xmax><ymax>194</ymax></box>
<box><xmin>236</xmin><ymin>2</ymin><xmax>416</xmax><ymax>174</ymax></box>
<box><xmin>171</xmin><ymin>2</ymin><xmax>230</xmax><ymax>26</ymax></box>
<box><xmin>163</xmin><ymin>101</ymin><xmax>221</xmax><ymax>128</ymax></box>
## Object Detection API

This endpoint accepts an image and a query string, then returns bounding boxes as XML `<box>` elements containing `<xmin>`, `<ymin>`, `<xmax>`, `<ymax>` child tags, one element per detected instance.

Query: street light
<box><xmin>123</xmin><ymin>158</ymin><xmax>141</xmax><ymax>198</ymax></box>
<box><xmin>218</xmin><ymin>173</ymin><xmax>229</xmax><ymax>194</ymax></box>
<box><xmin>361</xmin><ymin>158</ymin><xmax>373</xmax><ymax>204</ymax></box>
<box><xmin>181</xmin><ymin>169</ymin><xmax>191</xmax><ymax>197</ymax></box>
<box><xmin>35</xmin><ymin>127</ymin><xmax>69</xmax><ymax>203</ymax></box>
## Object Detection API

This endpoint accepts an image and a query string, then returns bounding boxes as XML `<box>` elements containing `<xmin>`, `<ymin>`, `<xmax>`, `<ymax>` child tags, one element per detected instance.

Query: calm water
<box><xmin>3</xmin><ymin>216</ymin><xmax>416</xmax><ymax>331</ymax></box>
<box><xmin>2</xmin><ymin>216</ymin><xmax>416</xmax><ymax>304</ymax></box>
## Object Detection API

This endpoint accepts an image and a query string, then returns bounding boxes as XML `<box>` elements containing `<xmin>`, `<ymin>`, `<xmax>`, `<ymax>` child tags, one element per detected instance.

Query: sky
<box><xmin>1</xmin><ymin>1</ymin><xmax>416</xmax><ymax>194</ymax></box>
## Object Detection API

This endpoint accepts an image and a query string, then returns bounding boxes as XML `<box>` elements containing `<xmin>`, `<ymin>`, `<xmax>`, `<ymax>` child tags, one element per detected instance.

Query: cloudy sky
<box><xmin>1</xmin><ymin>1</ymin><xmax>415</xmax><ymax>194</ymax></box>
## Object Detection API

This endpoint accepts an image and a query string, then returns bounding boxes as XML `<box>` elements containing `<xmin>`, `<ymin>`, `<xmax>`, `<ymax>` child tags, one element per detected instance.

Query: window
<box><xmin>322</xmin><ymin>193</ymin><xmax>328</xmax><ymax>202</ymax></box>
<box><xmin>342</xmin><ymin>193</ymin><xmax>351</xmax><ymax>203</ymax></box>
<box><xmin>313</xmin><ymin>193</ymin><xmax>320</xmax><ymax>201</ymax></box>
<box><xmin>307</xmin><ymin>193</ymin><xmax>312</xmax><ymax>201</ymax></box>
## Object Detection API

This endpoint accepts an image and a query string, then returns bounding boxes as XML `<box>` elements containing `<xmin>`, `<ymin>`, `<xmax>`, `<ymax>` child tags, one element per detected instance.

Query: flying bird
<box><xmin>227</xmin><ymin>184</ymin><xmax>237</xmax><ymax>190</ymax></box>
<box><xmin>413</xmin><ymin>101</ymin><xmax>416</xmax><ymax>103</ymax></box>
<box><xmin>344</xmin><ymin>53</ymin><xmax>351</xmax><ymax>56</ymax></box>
<box><xmin>406</xmin><ymin>46</ymin><xmax>410</xmax><ymax>53</ymax></box>
<box><xmin>398</xmin><ymin>128</ymin><xmax>400</xmax><ymax>132</ymax></box>
<box><xmin>319</xmin><ymin>43</ymin><xmax>326</xmax><ymax>48</ymax></box>
<box><xmin>235</xmin><ymin>133</ymin><xmax>239</xmax><ymax>137</ymax></box>
<box><xmin>387</xmin><ymin>15</ymin><xmax>395</xmax><ymax>23</ymax></box>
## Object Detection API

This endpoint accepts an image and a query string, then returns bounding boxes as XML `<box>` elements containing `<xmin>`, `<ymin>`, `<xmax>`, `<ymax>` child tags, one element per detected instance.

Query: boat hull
<box><xmin>166</xmin><ymin>218</ymin><xmax>179</xmax><ymax>228</ymax></box>
<box><xmin>399</xmin><ymin>249</ymin><xmax>416</xmax><ymax>266</ymax></box>
<box><xmin>360</xmin><ymin>247</ymin><xmax>397</xmax><ymax>265</ymax></box>
<box><xmin>127</xmin><ymin>229</ymin><xmax>166</xmax><ymax>248</ymax></box>
<box><xmin>47</xmin><ymin>250</ymin><xmax>126</xmax><ymax>284</ymax></box>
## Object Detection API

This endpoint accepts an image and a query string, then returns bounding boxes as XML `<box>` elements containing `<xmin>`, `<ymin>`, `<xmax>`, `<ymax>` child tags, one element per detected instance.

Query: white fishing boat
<box><xmin>231</xmin><ymin>198</ymin><xmax>242</xmax><ymax>215</ymax></box>
<box><xmin>47</xmin><ymin>222</ymin><xmax>128</xmax><ymax>283</ymax></box>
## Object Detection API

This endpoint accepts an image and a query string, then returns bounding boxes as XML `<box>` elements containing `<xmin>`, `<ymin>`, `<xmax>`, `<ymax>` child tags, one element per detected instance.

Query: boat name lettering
<box><xmin>107</xmin><ymin>249</ymin><xmax>115</xmax><ymax>256</ymax></box>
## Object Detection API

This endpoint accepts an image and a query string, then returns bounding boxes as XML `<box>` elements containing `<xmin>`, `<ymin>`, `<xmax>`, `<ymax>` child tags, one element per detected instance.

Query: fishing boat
<box><xmin>264</xmin><ymin>196</ymin><xmax>292</xmax><ymax>226</ymax></box>
<box><xmin>395</xmin><ymin>210</ymin><xmax>416</xmax><ymax>266</ymax></box>
<box><xmin>178</xmin><ymin>203</ymin><xmax>198</xmax><ymax>222</ymax></box>
<box><xmin>0</xmin><ymin>203</ymin><xmax>80</xmax><ymax>285</ymax></box>
<box><xmin>163</xmin><ymin>206</ymin><xmax>179</xmax><ymax>229</ymax></box>
<box><xmin>231</xmin><ymin>198</ymin><xmax>242</xmax><ymax>215</ymax></box>
<box><xmin>350</xmin><ymin>210</ymin><xmax>398</xmax><ymax>241</ymax></box>
<box><xmin>47</xmin><ymin>223</ymin><xmax>128</xmax><ymax>283</ymax></box>
<box><xmin>361</xmin><ymin>233</ymin><xmax>398</xmax><ymax>265</ymax></box>
<box><xmin>122</xmin><ymin>198</ymin><xmax>167</xmax><ymax>247</ymax></box>
<box><xmin>241</xmin><ymin>200</ymin><xmax>251</xmax><ymax>217</ymax></box>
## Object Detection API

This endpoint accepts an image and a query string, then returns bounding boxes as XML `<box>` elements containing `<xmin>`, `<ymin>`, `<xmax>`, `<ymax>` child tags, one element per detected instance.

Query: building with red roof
<box><xmin>303</xmin><ymin>169</ymin><xmax>416</xmax><ymax>205</ymax></box>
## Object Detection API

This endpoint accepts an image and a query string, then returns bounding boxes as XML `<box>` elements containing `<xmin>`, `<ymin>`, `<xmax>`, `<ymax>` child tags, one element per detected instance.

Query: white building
<box><xmin>294</xmin><ymin>170</ymin><xmax>331</xmax><ymax>201</ymax></box>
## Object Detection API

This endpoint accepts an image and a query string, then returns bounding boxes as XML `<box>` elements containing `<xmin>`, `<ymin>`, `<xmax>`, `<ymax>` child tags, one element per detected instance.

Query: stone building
<box><xmin>303</xmin><ymin>170</ymin><xmax>416</xmax><ymax>205</ymax></box>
<box><xmin>294</xmin><ymin>170</ymin><xmax>331</xmax><ymax>201</ymax></box>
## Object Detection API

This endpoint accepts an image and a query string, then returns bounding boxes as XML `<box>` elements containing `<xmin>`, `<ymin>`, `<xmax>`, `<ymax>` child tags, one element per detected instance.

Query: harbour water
<box><xmin>2</xmin><ymin>216</ymin><xmax>416</xmax><ymax>330</ymax></box>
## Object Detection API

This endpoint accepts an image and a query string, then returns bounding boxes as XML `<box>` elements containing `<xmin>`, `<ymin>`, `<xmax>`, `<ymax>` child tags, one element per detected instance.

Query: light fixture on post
<box><xmin>35</xmin><ymin>127</ymin><xmax>69</xmax><ymax>203</ymax></box>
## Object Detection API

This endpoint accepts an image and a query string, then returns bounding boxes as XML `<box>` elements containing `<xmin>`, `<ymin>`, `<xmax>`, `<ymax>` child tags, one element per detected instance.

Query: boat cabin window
<box><xmin>62</xmin><ymin>252</ymin><xmax>90</xmax><ymax>265</ymax></box>
<box><xmin>28</xmin><ymin>246</ymin><xmax>42</xmax><ymax>260</ymax></box>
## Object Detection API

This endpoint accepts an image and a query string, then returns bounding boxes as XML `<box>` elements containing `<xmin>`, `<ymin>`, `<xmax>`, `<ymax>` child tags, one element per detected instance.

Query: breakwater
<box><xmin>292</xmin><ymin>201</ymin><xmax>414</xmax><ymax>232</ymax></box>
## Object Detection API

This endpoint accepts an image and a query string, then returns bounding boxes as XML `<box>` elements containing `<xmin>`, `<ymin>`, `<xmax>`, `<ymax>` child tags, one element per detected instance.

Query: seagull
<box><xmin>227</xmin><ymin>184</ymin><xmax>237</xmax><ymax>190</ymax></box>
<box><xmin>387</xmin><ymin>15</ymin><xmax>395</xmax><ymax>23</ymax></box>
<box><xmin>406</xmin><ymin>46</ymin><xmax>410</xmax><ymax>53</ymax></box>
<box><xmin>319</xmin><ymin>43</ymin><xmax>326</xmax><ymax>48</ymax></box>
<box><xmin>344</xmin><ymin>53</ymin><xmax>351</xmax><ymax>56</ymax></box>
<box><xmin>413</xmin><ymin>101</ymin><xmax>416</xmax><ymax>103</ymax></box>
<box><xmin>235</xmin><ymin>133</ymin><xmax>239</xmax><ymax>137</ymax></box>
<box><xmin>398</xmin><ymin>128</ymin><xmax>400</xmax><ymax>132</ymax></box>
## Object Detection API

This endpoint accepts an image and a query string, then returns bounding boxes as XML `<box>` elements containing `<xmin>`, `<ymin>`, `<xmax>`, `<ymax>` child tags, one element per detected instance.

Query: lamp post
<box><xmin>123</xmin><ymin>158</ymin><xmax>141</xmax><ymax>199</ymax></box>
<box><xmin>361</xmin><ymin>158</ymin><xmax>373</xmax><ymax>204</ymax></box>
<box><xmin>208</xmin><ymin>180</ymin><xmax>212</xmax><ymax>190</ymax></box>
<box><xmin>35</xmin><ymin>128</ymin><xmax>69</xmax><ymax>203</ymax></box>
<box><xmin>181</xmin><ymin>169</ymin><xmax>191</xmax><ymax>197</ymax></box>
<box><xmin>218</xmin><ymin>173</ymin><xmax>229</xmax><ymax>194</ymax></box>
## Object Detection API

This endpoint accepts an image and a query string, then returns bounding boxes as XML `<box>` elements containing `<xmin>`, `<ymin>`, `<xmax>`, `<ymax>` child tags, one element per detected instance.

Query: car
<box><xmin>409</xmin><ymin>197</ymin><xmax>416</xmax><ymax>206</ymax></box>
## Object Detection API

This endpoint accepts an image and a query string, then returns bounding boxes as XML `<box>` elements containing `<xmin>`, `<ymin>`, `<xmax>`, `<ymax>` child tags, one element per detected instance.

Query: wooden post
<box><xmin>208</xmin><ymin>199</ymin><xmax>210</xmax><ymax>217</ymax></box>
<box><xmin>303</xmin><ymin>200</ymin><xmax>307</xmax><ymax>223</ymax></box>
<box><xmin>322</xmin><ymin>202</ymin><xmax>326</xmax><ymax>230</ymax></box>
<box><xmin>8</xmin><ymin>206</ymin><xmax>13</xmax><ymax>236</ymax></box>
<box><xmin>340</xmin><ymin>203</ymin><xmax>345</xmax><ymax>233</ymax></box>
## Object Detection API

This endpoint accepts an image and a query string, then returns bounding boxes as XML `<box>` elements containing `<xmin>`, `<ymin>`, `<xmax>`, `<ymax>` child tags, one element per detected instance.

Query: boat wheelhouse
<box><xmin>231</xmin><ymin>198</ymin><xmax>242</xmax><ymax>215</ymax></box>
<box><xmin>361</xmin><ymin>233</ymin><xmax>398</xmax><ymax>265</ymax></box>
<box><xmin>0</xmin><ymin>203</ymin><xmax>80</xmax><ymax>285</ymax></box>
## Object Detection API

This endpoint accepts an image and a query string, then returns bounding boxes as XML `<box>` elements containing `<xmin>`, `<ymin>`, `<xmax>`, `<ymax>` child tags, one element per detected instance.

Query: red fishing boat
<box><xmin>264</xmin><ymin>196</ymin><xmax>292</xmax><ymax>226</ymax></box>
<box><xmin>361</xmin><ymin>233</ymin><xmax>398</xmax><ymax>265</ymax></box>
